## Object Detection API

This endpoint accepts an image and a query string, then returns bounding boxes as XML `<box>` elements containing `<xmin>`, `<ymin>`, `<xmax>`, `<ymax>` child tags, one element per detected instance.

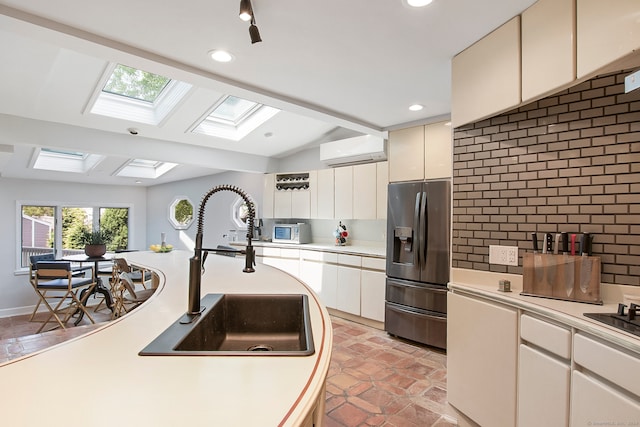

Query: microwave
<box><xmin>272</xmin><ymin>223</ymin><xmax>311</xmax><ymax>244</ymax></box>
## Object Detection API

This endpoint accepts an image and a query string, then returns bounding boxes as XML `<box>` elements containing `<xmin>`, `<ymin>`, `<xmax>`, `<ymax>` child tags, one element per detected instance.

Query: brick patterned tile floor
<box><xmin>326</xmin><ymin>316</ymin><xmax>457</xmax><ymax>426</ymax></box>
<box><xmin>1</xmin><ymin>309</ymin><xmax>458</xmax><ymax>426</ymax></box>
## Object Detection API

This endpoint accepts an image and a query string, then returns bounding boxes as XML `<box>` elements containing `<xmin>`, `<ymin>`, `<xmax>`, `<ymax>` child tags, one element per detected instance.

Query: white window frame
<box><xmin>15</xmin><ymin>200</ymin><xmax>134</xmax><ymax>273</ymax></box>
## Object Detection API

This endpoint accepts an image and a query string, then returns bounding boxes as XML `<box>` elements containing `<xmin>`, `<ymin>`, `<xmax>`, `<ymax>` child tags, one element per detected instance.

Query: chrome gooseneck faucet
<box><xmin>186</xmin><ymin>185</ymin><xmax>255</xmax><ymax>321</ymax></box>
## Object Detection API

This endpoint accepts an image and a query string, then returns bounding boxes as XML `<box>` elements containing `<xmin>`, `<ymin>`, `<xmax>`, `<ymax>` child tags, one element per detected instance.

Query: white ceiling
<box><xmin>0</xmin><ymin>0</ymin><xmax>537</xmax><ymax>186</ymax></box>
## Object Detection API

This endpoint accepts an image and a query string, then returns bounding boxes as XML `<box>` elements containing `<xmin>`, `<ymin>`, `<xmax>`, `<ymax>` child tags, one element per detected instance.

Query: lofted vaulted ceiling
<box><xmin>0</xmin><ymin>0</ymin><xmax>537</xmax><ymax>186</ymax></box>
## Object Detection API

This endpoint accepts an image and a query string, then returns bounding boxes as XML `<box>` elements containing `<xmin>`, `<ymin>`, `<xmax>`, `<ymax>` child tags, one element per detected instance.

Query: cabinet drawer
<box><xmin>520</xmin><ymin>314</ymin><xmax>571</xmax><ymax>359</ymax></box>
<box><xmin>300</xmin><ymin>250</ymin><xmax>337</xmax><ymax>263</ymax></box>
<box><xmin>337</xmin><ymin>254</ymin><xmax>361</xmax><ymax>267</ymax></box>
<box><xmin>280</xmin><ymin>248</ymin><xmax>300</xmax><ymax>259</ymax></box>
<box><xmin>262</xmin><ymin>247</ymin><xmax>280</xmax><ymax>257</ymax></box>
<box><xmin>574</xmin><ymin>333</ymin><xmax>640</xmax><ymax>397</ymax></box>
<box><xmin>362</xmin><ymin>256</ymin><xmax>385</xmax><ymax>271</ymax></box>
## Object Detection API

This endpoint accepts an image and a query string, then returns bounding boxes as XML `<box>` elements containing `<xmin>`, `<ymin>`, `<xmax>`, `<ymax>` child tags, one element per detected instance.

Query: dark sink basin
<box><xmin>139</xmin><ymin>293</ymin><xmax>314</xmax><ymax>356</ymax></box>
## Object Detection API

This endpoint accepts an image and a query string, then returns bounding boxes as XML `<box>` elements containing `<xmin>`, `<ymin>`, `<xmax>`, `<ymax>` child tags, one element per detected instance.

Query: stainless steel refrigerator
<box><xmin>385</xmin><ymin>179</ymin><xmax>451</xmax><ymax>349</ymax></box>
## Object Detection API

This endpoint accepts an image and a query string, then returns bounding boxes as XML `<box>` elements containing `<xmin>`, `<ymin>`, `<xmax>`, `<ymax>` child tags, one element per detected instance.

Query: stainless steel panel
<box><xmin>386</xmin><ymin>180</ymin><xmax>451</xmax><ymax>286</ymax></box>
<box><xmin>384</xmin><ymin>302</ymin><xmax>447</xmax><ymax>349</ymax></box>
<box><xmin>386</xmin><ymin>277</ymin><xmax>447</xmax><ymax>313</ymax></box>
<box><xmin>386</xmin><ymin>181</ymin><xmax>422</xmax><ymax>282</ymax></box>
<box><xmin>423</xmin><ymin>180</ymin><xmax>451</xmax><ymax>285</ymax></box>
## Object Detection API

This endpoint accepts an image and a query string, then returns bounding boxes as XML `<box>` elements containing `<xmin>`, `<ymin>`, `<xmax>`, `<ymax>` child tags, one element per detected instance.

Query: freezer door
<box><xmin>422</xmin><ymin>180</ymin><xmax>451</xmax><ymax>285</ymax></box>
<box><xmin>386</xmin><ymin>181</ymin><xmax>423</xmax><ymax>282</ymax></box>
<box><xmin>384</xmin><ymin>302</ymin><xmax>447</xmax><ymax>349</ymax></box>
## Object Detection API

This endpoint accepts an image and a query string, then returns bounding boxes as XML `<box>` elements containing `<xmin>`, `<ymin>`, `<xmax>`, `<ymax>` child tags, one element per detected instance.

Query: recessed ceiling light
<box><xmin>407</xmin><ymin>0</ymin><xmax>433</xmax><ymax>7</ymax></box>
<box><xmin>209</xmin><ymin>50</ymin><xmax>234</xmax><ymax>63</ymax></box>
<box><xmin>409</xmin><ymin>104</ymin><xmax>424</xmax><ymax>111</ymax></box>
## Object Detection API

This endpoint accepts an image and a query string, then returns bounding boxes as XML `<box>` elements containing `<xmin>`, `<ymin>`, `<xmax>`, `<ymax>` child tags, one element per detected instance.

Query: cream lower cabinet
<box><xmin>518</xmin><ymin>314</ymin><xmax>571</xmax><ymax>427</ymax></box>
<box><xmin>571</xmin><ymin>333</ymin><xmax>640</xmax><ymax>426</ymax></box>
<box><xmin>336</xmin><ymin>254</ymin><xmax>361</xmax><ymax>315</ymax></box>
<box><xmin>260</xmin><ymin>247</ymin><xmax>300</xmax><ymax>277</ymax></box>
<box><xmin>299</xmin><ymin>250</ymin><xmax>338</xmax><ymax>309</ymax></box>
<box><xmin>447</xmin><ymin>292</ymin><xmax>518</xmax><ymax>427</ymax></box>
<box><xmin>360</xmin><ymin>257</ymin><xmax>386</xmax><ymax>322</ymax></box>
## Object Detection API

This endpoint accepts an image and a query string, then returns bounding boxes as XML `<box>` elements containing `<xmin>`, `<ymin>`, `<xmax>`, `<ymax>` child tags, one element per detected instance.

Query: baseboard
<box><xmin>327</xmin><ymin>308</ymin><xmax>384</xmax><ymax>330</ymax></box>
<box><xmin>0</xmin><ymin>305</ymin><xmax>37</xmax><ymax>318</ymax></box>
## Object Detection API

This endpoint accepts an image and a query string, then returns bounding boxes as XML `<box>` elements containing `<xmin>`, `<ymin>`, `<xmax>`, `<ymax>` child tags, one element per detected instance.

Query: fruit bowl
<box><xmin>150</xmin><ymin>244</ymin><xmax>173</xmax><ymax>253</ymax></box>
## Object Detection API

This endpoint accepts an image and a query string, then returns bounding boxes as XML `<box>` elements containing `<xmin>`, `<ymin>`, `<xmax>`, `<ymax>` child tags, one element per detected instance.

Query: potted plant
<box><xmin>81</xmin><ymin>227</ymin><xmax>109</xmax><ymax>258</ymax></box>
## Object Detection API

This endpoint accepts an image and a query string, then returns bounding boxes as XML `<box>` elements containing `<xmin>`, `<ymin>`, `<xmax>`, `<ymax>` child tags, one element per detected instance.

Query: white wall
<box><xmin>0</xmin><ymin>177</ymin><xmax>147</xmax><ymax>315</ymax></box>
<box><xmin>145</xmin><ymin>171</ymin><xmax>265</xmax><ymax>252</ymax></box>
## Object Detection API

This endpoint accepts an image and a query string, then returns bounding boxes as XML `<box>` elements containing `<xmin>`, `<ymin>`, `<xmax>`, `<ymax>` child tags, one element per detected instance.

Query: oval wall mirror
<box><xmin>169</xmin><ymin>196</ymin><xmax>194</xmax><ymax>230</ymax></box>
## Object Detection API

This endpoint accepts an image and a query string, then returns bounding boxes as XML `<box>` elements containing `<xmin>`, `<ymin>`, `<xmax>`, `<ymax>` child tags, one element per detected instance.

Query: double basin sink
<box><xmin>140</xmin><ymin>293</ymin><xmax>314</xmax><ymax>356</ymax></box>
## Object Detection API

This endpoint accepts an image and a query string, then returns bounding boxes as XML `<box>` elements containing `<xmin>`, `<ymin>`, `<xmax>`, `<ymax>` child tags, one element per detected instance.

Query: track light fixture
<box><xmin>239</xmin><ymin>0</ymin><xmax>262</xmax><ymax>44</ymax></box>
<box><xmin>239</xmin><ymin>0</ymin><xmax>252</xmax><ymax>21</ymax></box>
<box><xmin>249</xmin><ymin>17</ymin><xmax>262</xmax><ymax>44</ymax></box>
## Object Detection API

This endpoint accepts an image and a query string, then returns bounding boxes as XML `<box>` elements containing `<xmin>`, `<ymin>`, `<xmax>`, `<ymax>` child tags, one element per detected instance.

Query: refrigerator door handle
<box><xmin>421</xmin><ymin>191</ymin><xmax>428</xmax><ymax>268</ymax></box>
<box><xmin>419</xmin><ymin>191</ymin><xmax>427</xmax><ymax>268</ymax></box>
<box><xmin>413</xmin><ymin>192</ymin><xmax>421</xmax><ymax>268</ymax></box>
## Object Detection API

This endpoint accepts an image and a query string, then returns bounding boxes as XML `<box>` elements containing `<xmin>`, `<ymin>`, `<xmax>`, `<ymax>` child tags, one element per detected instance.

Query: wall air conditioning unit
<box><xmin>319</xmin><ymin>135</ymin><xmax>386</xmax><ymax>166</ymax></box>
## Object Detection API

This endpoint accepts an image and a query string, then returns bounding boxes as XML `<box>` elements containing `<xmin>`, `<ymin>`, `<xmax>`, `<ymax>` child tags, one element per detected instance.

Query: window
<box><xmin>191</xmin><ymin>95</ymin><xmax>280</xmax><ymax>141</ymax></box>
<box><xmin>89</xmin><ymin>63</ymin><xmax>192</xmax><ymax>126</ymax></box>
<box><xmin>19</xmin><ymin>203</ymin><xmax>130</xmax><ymax>269</ymax></box>
<box><xmin>32</xmin><ymin>148</ymin><xmax>104</xmax><ymax>174</ymax></box>
<box><xmin>116</xmin><ymin>158</ymin><xmax>177</xmax><ymax>179</ymax></box>
<box><xmin>102</xmin><ymin>64</ymin><xmax>170</xmax><ymax>103</ymax></box>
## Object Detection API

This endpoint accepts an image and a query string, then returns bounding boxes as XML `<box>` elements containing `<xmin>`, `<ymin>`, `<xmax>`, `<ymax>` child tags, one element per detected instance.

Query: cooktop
<box><xmin>584</xmin><ymin>303</ymin><xmax>640</xmax><ymax>338</ymax></box>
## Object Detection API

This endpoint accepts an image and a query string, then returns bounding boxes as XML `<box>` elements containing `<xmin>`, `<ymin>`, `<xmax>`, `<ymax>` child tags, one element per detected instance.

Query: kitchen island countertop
<box><xmin>0</xmin><ymin>250</ymin><xmax>332</xmax><ymax>426</ymax></box>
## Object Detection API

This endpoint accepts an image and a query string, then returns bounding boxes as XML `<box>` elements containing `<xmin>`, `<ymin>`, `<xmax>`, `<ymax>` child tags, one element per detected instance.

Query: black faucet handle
<box><xmin>617</xmin><ymin>303</ymin><xmax>627</xmax><ymax>316</ymax></box>
<box><xmin>201</xmin><ymin>251</ymin><xmax>209</xmax><ymax>274</ymax></box>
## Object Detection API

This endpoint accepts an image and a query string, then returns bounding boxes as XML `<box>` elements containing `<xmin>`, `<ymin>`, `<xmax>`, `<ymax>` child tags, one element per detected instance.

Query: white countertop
<box><xmin>0</xmin><ymin>250</ymin><xmax>333</xmax><ymax>426</ymax></box>
<box><xmin>449</xmin><ymin>269</ymin><xmax>640</xmax><ymax>354</ymax></box>
<box><xmin>241</xmin><ymin>240</ymin><xmax>386</xmax><ymax>257</ymax></box>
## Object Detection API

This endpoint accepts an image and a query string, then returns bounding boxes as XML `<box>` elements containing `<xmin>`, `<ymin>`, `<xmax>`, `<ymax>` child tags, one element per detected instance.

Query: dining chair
<box><xmin>28</xmin><ymin>254</ymin><xmax>92</xmax><ymax>321</ymax></box>
<box><xmin>111</xmin><ymin>271</ymin><xmax>156</xmax><ymax>319</ymax></box>
<box><xmin>112</xmin><ymin>258</ymin><xmax>153</xmax><ymax>289</ymax></box>
<box><xmin>29</xmin><ymin>261</ymin><xmax>96</xmax><ymax>333</ymax></box>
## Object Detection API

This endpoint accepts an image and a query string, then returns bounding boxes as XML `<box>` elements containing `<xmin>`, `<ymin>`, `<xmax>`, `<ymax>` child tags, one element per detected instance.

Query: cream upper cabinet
<box><xmin>577</xmin><ymin>0</ymin><xmax>640</xmax><ymax>78</ymax></box>
<box><xmin>291</xmin><ymin>191</ymin><xmax>311</xmax><ymax>218</ymax></box>
<box><xmin>376</xmin><ymin>161</ymin><xmax>388</xmax><ymax>219</ymax></box>
<box><xmin>262</xmin><ymin>173</ymin><xmax>275</xmax><ymax>218</ymax></box>
<box><xmin>521</xmin><ymin>0</ymin><xmax>575</xmax><ymax>102</ymax></box>
<box><xmin>389</xmin><ymin>123</ymin><xmax>451</xmax><ymax>182</ymax></box>
<box><xmin>388</xmin><ymin>126</ymin><xmax>424</xmax><ymax>182</ymax></box>
<box><xmin>273</xmin><ymin>191</ymin><xmax>293</xmax><ymax>218</ymax></box>
<box><xmin>452</xmin><ymin>16</ymin><xmax>521</xmax><ymax>127</ymax></box>
<box><xmin>353</xmin><ymin>163</ymin><xmax>377</xmax><ymax>220</ymax></box>
<box><xmin>316</xmin><ymin>168</ymin><xmax>334</xmax><ymax>219</ymax></box>
<box><xmin>333</xmin><ymin>166</ymin><xmax>353</xmax><ymax>220</ymax></box>
<box><xmin>424</xmin><ymin>122</ymin><xmax>452</xmax><ymax>180</ymax></box>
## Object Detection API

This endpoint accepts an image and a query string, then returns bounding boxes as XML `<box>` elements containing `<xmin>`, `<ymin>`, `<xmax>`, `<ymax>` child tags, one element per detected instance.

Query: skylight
<box><xmin>192</xmin><ymin>95</ymin><xmax>280</xmax><ymax>141</ymax></box>
<box><xmin>89</xmin><ymin>64</ymin><xmax>192</xmax><ymax>125</ymax></box>
<box><xmin>103</xmin><ymin>64</ymin><xmax>171</xmax><ymax>103</ymax></box>
<box><xmin>115</xmin><ymin>158</ymin><xmax>177</xmax><ymax>179</ymax></box>
<box><xmin>32</xmin><ymin>148</ymin><xmax>104</xmax><ymax>174</ymax></box>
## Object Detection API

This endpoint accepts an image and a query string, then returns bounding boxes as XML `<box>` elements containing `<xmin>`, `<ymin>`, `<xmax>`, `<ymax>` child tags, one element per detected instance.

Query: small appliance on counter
<box><xmin>272</xmin><ymin>223</ymin><xmax>311</xmax><ymax>244</ymax></box>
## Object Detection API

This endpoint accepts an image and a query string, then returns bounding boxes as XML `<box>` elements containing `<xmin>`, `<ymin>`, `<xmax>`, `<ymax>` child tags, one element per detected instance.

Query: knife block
<box><xmin>522</xmin><ymin>253</ymin><xmax>602</xmax><ymax>304</ymax></box>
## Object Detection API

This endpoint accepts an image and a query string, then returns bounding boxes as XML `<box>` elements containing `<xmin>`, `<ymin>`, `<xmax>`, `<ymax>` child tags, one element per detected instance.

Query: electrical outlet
<box><xmin>489</xmin><ymin>245</ymin><xmax>519</xmax><ymax>266</ymax></box>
